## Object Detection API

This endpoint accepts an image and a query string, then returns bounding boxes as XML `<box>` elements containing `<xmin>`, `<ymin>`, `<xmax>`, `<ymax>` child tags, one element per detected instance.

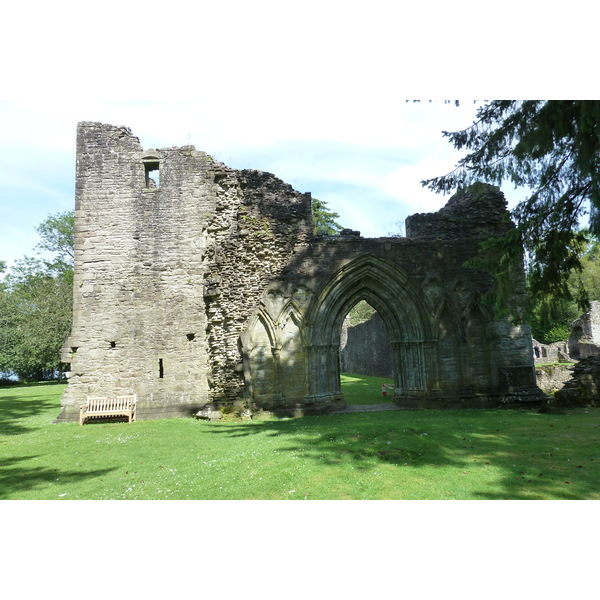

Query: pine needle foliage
<box><xmin>422</xmin><ymin>101</ymin><xmax>600</xmax><ymax>317</ymax></box>
<box><xmin>312</xmin><ymin>198</ymin><xmax>344</xmax><ymax>235</ymax></box>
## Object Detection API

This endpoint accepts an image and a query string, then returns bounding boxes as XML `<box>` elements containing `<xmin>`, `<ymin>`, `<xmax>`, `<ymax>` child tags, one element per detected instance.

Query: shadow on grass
<box><xmin>205</xmin><ymin>409</ymin><xmax>600</xmax><ymax>499</ymax></box>
<box><xmin>0</xmin><ymin>392</ymin><xmax>60</xmax><ymax>436</ymax></box>
<box><xmin>0</xmin><ymin>455</ymin><xmax>116</xmax><ymax>499</ymax></box>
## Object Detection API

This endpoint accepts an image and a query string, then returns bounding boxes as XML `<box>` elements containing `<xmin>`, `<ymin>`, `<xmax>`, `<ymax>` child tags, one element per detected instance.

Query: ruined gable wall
<box><xmin>406</xmin><ymin>183</ymin><xmax>533</xmax><ymax>369</ymax></box>
<box><xmin>240</xmin><ymin>183</ymin><xmax>537</xmax><ymax>411</ymax></box>
<box><xmin>59</xmin><ymin>122</ymin><xmax>313</xmax><ymax>420</ymax></box>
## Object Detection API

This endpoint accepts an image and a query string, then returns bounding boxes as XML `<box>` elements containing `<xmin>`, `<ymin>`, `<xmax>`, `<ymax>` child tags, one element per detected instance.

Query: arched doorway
<box><xmin>340</xmin><ymin>300</ymin><xmax>394</xmax><ymax>379</ymax></box>
<box><xmin>340</xmin><ymin>300</ymin><xmax>395</xmax><ymax>405</ymax></box>
<box><xmin>303</xmin><ymin>255</ymin><xmax>432</xmax><ymax>407</ymax></box>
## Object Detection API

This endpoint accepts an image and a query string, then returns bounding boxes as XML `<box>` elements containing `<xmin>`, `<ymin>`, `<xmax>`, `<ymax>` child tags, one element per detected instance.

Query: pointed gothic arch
<box><xmin>303</xmin><ymin>255</ymin><xmax>433</xmax><ymax>405</ymax></box>
<box><xmin>241</xmin><ymin>300</ymin><xmax>308</xmax><ymax>407</ymax></box>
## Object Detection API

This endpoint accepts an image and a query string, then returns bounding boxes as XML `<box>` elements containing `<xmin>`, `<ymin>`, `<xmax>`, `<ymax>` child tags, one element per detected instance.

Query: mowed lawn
<box><xmin>2</xmin><ymin>377</ymin><xmax>600</xmax><ymax>500</ymax></box>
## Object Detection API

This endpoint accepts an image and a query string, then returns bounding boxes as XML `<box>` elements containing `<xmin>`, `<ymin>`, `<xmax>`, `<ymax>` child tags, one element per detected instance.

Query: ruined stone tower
<box><xmin>57</xmin><ymin>122</ymin><xmax>540</xmax><ymax>422</ymax></box>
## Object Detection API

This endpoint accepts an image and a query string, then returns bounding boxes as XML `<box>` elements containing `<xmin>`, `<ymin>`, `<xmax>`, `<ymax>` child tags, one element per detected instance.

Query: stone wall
<box><xmin>58</xmin><ymin>123</ymin><xmax>541</xmax><ymax>421</ymax></box>
<box><xmin>532</xmin><ymin>339</ymin><xmax>570</xmax><ymax>364</ymax></box>
<box><xmin>340</xmin><ymin>313</ymin><xmax>394</xmax><ymax>379</ymax></box>
<box><xmin>535</xmin><ymin>363</ymin><xmax>575</xmax><ymax>394</ymax></box>
<box><xmin>569</xmin><ymin>301</ymin><xmax>600</xmax><ymax>359</ymax></box>
<box><xmin>58</xmin><ymin>123</ymin><xmax>312</xmax><ymax>421</ymax></box>
<box><xmin>548</xmin><ymin>356</ymin><xmax>600</xmax><ymax>409</ymax></box>
<box><xmin>60</xmin><ymin>124</ymin><xmax>216</xmax><ymax>419</ymax></box>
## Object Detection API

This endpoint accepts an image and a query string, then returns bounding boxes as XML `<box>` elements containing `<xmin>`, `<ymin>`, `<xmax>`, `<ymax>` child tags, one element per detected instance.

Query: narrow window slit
<box><xmin>159</xmin><ymin>358</ymin><xmax>164</xmax><ymax>378</ymax></box>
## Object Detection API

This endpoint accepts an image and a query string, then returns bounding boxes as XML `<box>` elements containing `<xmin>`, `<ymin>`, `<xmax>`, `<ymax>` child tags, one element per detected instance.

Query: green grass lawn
<box><xmin>341</xmin><ymin>372</ymin><xmax>394</xmax><ymax>405</ymax></box>
<box><xmin>2</xmin><ymin>377</ymin><xmax>600</xmax><ymax>500</ymax></box>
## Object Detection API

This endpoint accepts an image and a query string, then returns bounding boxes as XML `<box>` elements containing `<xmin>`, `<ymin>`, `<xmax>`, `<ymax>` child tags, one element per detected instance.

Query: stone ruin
<box><xmin>56</xmin><ymin>122</ymin><xmax>542</xmax><ymax>422</ymax></box>
<box><xmin>532</xmin><ymin>339</ymin><xmax>570</xmax><ymax>364</ymax></box>
<box><xmin>568</xmin><ymin>301</ymin><xmax>600</xmax><ymax>359</ymax></box>
<box><xmin>550</xmin><ymin>355</ymin><xmax>600</xmax><ymax>408</ymax></box>
<box><xmin>533</xmin><ymin>301</ymin><xmax>600</xmax><ymax>406</ymax></box>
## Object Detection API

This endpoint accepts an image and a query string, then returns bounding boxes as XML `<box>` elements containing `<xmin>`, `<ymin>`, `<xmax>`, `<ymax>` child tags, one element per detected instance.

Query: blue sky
<box><xmin>0</xmin><ymin>99</ymin><xmax>527</xmax><ymax>270</ymax></box>
<box><xmin>1</xmin><ymin>2</ymin><xmax>590</xmax><ymax>273</ymax></box>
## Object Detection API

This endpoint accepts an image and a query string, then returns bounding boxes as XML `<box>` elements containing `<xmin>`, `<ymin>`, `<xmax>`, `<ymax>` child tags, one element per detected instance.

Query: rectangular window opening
<box><xmin>159</xmin><ymin>358</ymin><xmax>164</xmax><ymax>379</ymax></box>
<box><xmin>144</xmin><ymin>161</ymin><xmax>160</xmax><ymax>188</ymax></box>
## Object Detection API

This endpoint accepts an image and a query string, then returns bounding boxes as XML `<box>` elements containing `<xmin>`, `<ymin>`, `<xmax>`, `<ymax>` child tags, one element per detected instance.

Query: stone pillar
<box><xmin>304</xmin><ymin>344</ymin><xmax>344</xmax><ymax>407</ymax></box>
<box><xmin>393</xmin><ymin>341</ymin><xmax>427</xmax><ymax>394</ymax></box>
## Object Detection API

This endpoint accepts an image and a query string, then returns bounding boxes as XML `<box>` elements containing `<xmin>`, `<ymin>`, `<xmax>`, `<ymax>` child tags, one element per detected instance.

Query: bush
<box><xmin>541</xmin><ymin>325</ymin><xmax>570</xmax><ymax>344</ymax></box>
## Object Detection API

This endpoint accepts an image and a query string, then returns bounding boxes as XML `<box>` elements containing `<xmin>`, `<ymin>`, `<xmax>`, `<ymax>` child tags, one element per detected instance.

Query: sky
<box><xmin>2</xmin><ymin>1</ymin><xmax>594</xmax><ymax>273</ymax></box>
<box><xmin>0</xmin><ymin>99</ymin><xmax>512</xmax><ymax>269</ymax></box>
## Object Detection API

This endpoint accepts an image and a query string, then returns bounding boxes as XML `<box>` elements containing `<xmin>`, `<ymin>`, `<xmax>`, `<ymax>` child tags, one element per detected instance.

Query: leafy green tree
<box><xmin>312</xmin><ymin>198</ymin><xmax>344</xmax><ymax>235</ymax></box>
<box><xmin>35</xmin><ymin>210</ymin><xmax>74</xmax><ymax>281</ymax></box>
<box><xmin>0</xmin><ymin>211</ymin><xmax>74</xmax><ymax>380</ymax></box>
<box><xmin>422</xmin><ymin>101</ymin><xmax>600</xmax><ymax>317</ymax></box>
<box><xmin>0</xmin><ymin>258</ymin><xmax>72</xmax><ymax>379</ymax></box>
<box><xmin>528</xmin><ymin>232</ymin><xmax>600</xmax><ymax>342</ymax></box>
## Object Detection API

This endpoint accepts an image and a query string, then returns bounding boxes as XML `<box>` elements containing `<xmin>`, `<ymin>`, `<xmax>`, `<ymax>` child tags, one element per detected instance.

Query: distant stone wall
<box><xmin>548</xmin><ymin>356</ymin><xmax>600</xmax><ymax>409</ymax></box>
<box><xmin>340</xmin><ymin>313</ymin><xmax>393</xmax><ymax>378</ymax></box>
<box><xmin>532</xmin><ymin>338</ymin><xmax>570</xmax><ymax>364</ymax></box>
<box><xmin>569</xmin><ymin>301</ymin><xmax>600</xmax><ymax>359</ymax></box>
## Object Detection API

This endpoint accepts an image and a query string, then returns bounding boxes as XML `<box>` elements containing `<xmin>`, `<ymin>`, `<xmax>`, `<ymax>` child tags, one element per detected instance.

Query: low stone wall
<box><xmin>535</xmin><ymin>363</ymin><xmax>575</xmax><ymax>394</ymax></box>
<box><xmin>532</xmin><ymin>338</ymin><xmax>570</xmax><ymax>364</ymax></box>
<box><xmin>547</xmin><ymin>355</ymin><xmax>600</xmax><ymax>409</ymax></box>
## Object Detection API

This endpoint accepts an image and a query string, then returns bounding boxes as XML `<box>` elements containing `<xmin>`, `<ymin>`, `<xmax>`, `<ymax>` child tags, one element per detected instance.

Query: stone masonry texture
<box><xmin>57</xmin><ymin>123</ymin><xmax>541</xmax><ymax>421</ymax></box>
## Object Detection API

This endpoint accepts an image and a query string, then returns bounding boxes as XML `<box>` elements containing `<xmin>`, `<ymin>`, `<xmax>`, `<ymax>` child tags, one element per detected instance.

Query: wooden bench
<box><xmin>79</xmin><ymin>394</ymin><xmax>137</xmax><ymax>425</ymax></box>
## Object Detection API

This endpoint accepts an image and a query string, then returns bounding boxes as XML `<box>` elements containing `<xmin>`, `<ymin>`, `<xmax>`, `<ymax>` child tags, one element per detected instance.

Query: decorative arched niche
<box><xmin>464</xmin><ymin>296</ymin><xmax>497</xmax><ymax>393</ymax></box>
<box><xmin>240</xmin><ymin>301</ymin><xmax>307</xmax><ymax>408</ymax></box>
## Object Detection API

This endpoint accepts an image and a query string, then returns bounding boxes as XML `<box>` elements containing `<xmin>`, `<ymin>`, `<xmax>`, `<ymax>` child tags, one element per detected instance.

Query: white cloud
<box><xmin>0</xmin><ymin>99</ymin><xmax>489</xmax><ymax>265</ymax></box>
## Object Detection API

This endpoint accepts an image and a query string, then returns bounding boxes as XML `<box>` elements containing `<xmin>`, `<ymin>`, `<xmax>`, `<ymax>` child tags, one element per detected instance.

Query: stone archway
<box><xmin>302</xmin><ymin>255</ymin><xmax>432</xmax><ymax>407</ymax></box>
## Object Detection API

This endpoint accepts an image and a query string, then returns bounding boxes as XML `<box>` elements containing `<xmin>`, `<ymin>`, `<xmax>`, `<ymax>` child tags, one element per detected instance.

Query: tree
<box><xmin>0</xmin><ymin>211</ymin><xmax>74</xmax><ymax>380</ymax></box>
<box><xmin>35</xmin><ymin>210</ymin><xmax>74</xmax><ymax>281</ymax></box>
<box><xmin>0</xmin><ymin>258</ymin><xmax>73</xmax><ymax>380</ymax></box>
<box><xmin>422</xmin><ymin>101</ymin><xmax>600</xmax><ymax>318</ymax></box>
<box><xmin>348</xmin><ymin>300</ymin><xmax>376</xmax><ymax>325</ymax></box>
<box><xmin>526</xmin><ymin>231</ymin><xmax>600</xmax><ymax>343</ymax></box>
<box><xmin>312</xmin><ymin>198</ymin><xmax>344</xmax><ymax>235</ymax></box>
